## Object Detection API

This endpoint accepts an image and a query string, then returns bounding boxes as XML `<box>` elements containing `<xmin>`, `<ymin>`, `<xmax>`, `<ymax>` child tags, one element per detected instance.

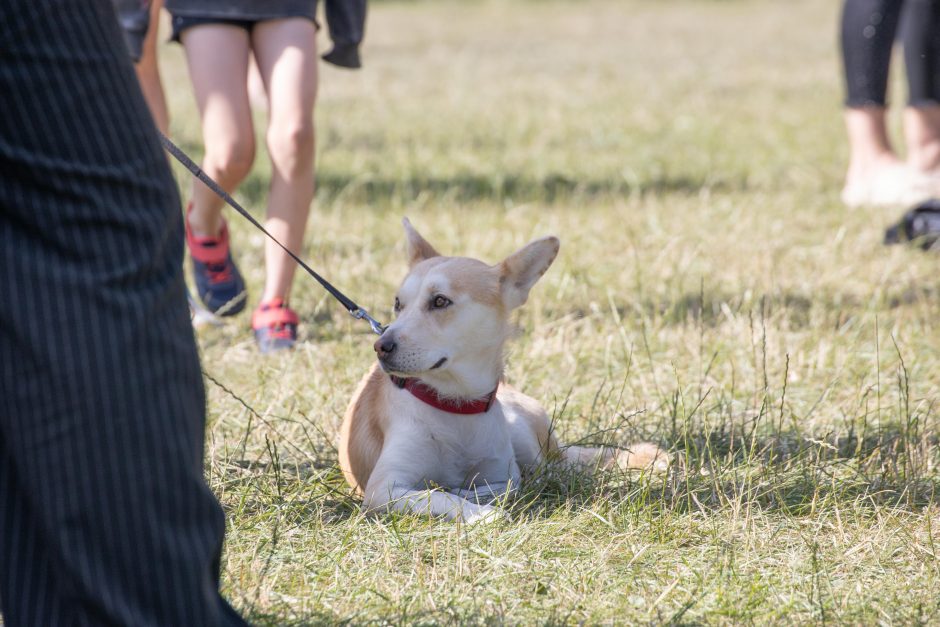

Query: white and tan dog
<box><xmin>339</xmin><ymin>219</ymin><xmax>668</xmax><ymax>523</ymax></box>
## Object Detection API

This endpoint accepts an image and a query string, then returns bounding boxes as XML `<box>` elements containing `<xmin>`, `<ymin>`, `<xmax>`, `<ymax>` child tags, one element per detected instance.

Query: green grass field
<box><xmin>159</xmin><ymin>0</ymin><xmax>940</xmax><ymax>623</ymax></box>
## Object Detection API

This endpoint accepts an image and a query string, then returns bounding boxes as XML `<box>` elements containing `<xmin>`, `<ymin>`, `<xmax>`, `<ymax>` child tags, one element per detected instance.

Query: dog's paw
<box><xmin>460</xmin><ymin>504</ymin><xmax>508</xmax><ymax>526</ymax></box>
<box><xmin>617</xmin><ymin>442</ymin><xmax>671</xmax><ymax>472</ymax></box>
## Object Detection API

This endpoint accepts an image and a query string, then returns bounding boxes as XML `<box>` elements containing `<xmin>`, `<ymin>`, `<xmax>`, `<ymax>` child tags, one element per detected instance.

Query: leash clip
<box><xmin>351</xmin><ymin>307</ymin><xmax>386</xmax><ymax>336</ymax></box>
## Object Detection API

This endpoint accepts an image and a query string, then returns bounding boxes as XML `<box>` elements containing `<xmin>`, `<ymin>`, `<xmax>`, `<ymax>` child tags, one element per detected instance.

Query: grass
<box><xmin>156</xmin><ymin>0</ymin><xmax>940</xmax><ymax>623</ymax></box>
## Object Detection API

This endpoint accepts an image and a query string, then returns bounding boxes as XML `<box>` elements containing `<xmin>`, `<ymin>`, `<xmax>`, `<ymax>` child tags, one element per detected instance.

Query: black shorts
<box><xmin>170</xmin><ymin>12</ymin><xmax>318</xmax><ymax>43</ymax></box>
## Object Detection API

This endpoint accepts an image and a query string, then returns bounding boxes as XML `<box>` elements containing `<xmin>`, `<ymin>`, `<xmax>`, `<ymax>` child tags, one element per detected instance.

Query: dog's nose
<box><xmin>374</xmin><ymin>336</ymin><xmax>397</xmax><ymax>359</ymax></box>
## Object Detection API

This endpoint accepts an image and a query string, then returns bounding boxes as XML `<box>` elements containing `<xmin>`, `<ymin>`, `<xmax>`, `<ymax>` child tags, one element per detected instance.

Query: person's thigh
<box><xmin>251</xmin><ymin>18</ymin><xmax>319</xmax><ymax>142</ymax></box>
<box><xmin>182</xmin><ymin>24</ymin><xmax>255</xmax><ymax>161</ymax></box>
<box><xmin>0</xmin><ymin>2</ymin><xmax>235</xmax><ymax>625</ymax></box>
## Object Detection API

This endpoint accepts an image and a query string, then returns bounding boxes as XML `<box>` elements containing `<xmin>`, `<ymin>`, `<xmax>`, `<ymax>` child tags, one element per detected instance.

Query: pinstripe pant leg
<box><xmin>0</xmin><ymin>2</ymin><xmax>246</xmax><ymax>625</ymax></box>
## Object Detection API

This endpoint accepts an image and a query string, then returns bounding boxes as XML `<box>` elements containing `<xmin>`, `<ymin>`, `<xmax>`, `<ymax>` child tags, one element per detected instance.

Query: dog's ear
<box><xmin>498</xmin><ymin>236</ymin><xmax>560</xmax><ymax>310</ymax></box>
<box><xmin>403</xmin><ymin>217</ymin><xmax>441</xmax><ymax>268</ymax></box>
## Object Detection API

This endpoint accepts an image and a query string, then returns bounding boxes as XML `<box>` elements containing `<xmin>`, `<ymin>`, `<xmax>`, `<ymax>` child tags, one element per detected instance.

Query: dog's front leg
<box><xmin>364</xmin><ymin>478</ymin><xmax>504</xmax><ymax>524</ymax></box>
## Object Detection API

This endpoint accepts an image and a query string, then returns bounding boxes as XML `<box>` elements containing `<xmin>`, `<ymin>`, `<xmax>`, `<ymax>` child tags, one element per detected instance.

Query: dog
<box><xmin>339</xmin><ymin>219</ymin><xmax>669</xmax><ymax>523</ymax></box>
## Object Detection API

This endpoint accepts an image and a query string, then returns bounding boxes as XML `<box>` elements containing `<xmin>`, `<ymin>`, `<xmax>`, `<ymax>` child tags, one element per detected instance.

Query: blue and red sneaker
<box><xmin>252</xmin><ymin>298</ymin><xmax>299</xmax><ymax>353</ymax></box>
<box><xmin>185</xmin><ymin>206</ymin><xmax>247</xmax><ymax>316</ymax></box>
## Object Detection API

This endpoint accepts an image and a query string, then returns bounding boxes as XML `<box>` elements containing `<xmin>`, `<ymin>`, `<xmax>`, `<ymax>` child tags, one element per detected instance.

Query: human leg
<box><xmin>0</xmin><ymin>2</ymin><xmax>244</xmax><ymax>624</ymax></box>
<box><xmin>252</xmin><ymin>18</ymin><xmax>319</xmax><ymax>305</ymax></box>
<box><xmin>842</xmin><ymin>0</ymin><xmax>903</xmax><ymax>109</ymax></box>
<box><xmin>840</xmin><ymin>0</ymin><xmax>909</xmax><ymax>205</ymax></box>
<box><xmin>113</xmin><ymin>0</ymin><xmax>168</xmax><ymax>132</ymax></box>
<box><xmin>180</xmin><ymin>23</ymin><xmax>254</xmax><ymax>314</ymax></box>
<box><xmin>182</xmin><ymin>23</ymin><xmax>255</xmax><ymax>238</ymax></box>
<box><xmin>136</xmin><ymin>0</ymin><xmax>170</xmax><ymax>134</ymax></box>
<box><xmin>901</xmin><ymin>0</ymin><xmax>940</xmax><ymax>171</ymax></box>
<box><xmin>248</xmin><ymin>18</ymin><xmax>319</xmax><ymax>351</ymax></box>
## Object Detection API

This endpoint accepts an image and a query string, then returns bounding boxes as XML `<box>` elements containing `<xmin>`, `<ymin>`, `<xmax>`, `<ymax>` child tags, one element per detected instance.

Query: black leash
<box><xmin>160</xmin><ymin>133</ymin><xmax>386</xmax><ymax>336</ymax></box>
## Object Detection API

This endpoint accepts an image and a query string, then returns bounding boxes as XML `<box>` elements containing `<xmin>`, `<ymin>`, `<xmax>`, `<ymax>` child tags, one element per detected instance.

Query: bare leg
<box><xmin>840</xmin><ymin>0</ymin><xmax>903</xmax><ymax>185</ymax></box>
<box><xmin>181</xmin><ymin>25</ymin><xmax>255</xmax><ymax>238</ymax></box>
<box><xmin>134</xmin><ymin>0</ymin><xmax>168</xmax><ymax>134</ymax></box>
<box><xmin>839</xmin><ymin>0</ymin><xmax>917</xmax><ymax>206</ymax></box>
<box><xmin>838</xmin><ymin>107</ymin><xmax>939</xmax><ymax>206</ymax></box>
<box><xmin>844</xmin><ymin>107</ymin><xmax>904</xmax><ymax>185</ymax></box>
<box><xmin>251</xmin><ymin>18</ymin><xmax>318</xmax><ymax>304</ymax></box>
<box><xmin>901</xmin><ymin>0</ymin><xmax>940</xmax><ymax>172</ymax></box>
<box><xmin>904</xmin><ymin>106</ymin><xmax>940</xmax><ymax>171</ymax></box>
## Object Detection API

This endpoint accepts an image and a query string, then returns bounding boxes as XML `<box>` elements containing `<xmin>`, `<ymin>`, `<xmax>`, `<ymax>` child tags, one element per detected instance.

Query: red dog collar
<box><xmin>389</xmin><ymin>375</ymin><xmax>497</xmax><ymax>414</ymax></box>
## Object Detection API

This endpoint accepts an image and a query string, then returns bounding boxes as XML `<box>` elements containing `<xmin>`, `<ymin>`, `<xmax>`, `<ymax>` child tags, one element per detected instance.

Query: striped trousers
<box><xmin>0</xmin><ymin>2</ymin><xmax>247</xmax><ymax>625</ymax></box>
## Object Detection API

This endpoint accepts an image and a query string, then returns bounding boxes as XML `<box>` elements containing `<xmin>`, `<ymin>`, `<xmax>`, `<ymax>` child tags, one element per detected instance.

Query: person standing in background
<box><xmin>840</xmin><ymin>0</ymin><xmax>940</xmax><ymax>206</ymax></box>
<box><xmin>165</xmin><ymin>0</ymin><xmax>365</xmax><ymax>353</ymax></box>
<box><xmin>114</xmin><ymin>0</ymin><xmax>170</xmax><ymax>133</ymax></box>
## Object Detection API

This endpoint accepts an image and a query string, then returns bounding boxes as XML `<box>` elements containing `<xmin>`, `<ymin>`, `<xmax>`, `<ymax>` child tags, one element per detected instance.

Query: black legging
<box><xmin>842</xmin><ymin>0</ymin><xmax>940</xmax><ymax>107</ymax></box>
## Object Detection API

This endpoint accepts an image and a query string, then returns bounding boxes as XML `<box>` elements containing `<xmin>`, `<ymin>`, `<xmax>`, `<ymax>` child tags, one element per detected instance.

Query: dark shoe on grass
<box><xmin>185</xmin><ymin>206</ymin><xmax>247</xmax><ymax>316</ymax></box>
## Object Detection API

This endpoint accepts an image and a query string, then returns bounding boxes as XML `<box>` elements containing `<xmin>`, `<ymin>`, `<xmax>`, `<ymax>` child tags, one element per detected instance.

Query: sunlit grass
<box><xmin>156</xmin><ymin>0</ymin><xmax>940</xmax><ymax>623</ymax></box>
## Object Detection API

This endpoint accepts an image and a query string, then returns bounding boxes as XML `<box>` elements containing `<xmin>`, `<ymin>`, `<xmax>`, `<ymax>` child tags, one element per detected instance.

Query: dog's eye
<box><xmin>394</xmin><ymin>297</ymin><xmax>402</xmax><ymax>313</ymax></box>
<box><xmin>431</xmin><ymin>295</ymin><xmax>452</xmax><ymax>309</ymax></box>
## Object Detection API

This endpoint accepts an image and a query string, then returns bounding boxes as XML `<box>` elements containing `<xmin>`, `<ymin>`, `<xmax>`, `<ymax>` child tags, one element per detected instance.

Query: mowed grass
<box><xmin>157</xmin><ymin>0</ymin><xmax>940</xmax><ymax>623</ymax></box>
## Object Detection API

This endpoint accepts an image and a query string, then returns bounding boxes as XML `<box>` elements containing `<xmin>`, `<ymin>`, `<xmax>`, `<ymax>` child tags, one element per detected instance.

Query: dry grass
<box><xmin>157</xmin><ymin>0</ymin><xmax>940</xmax><ymax>623</ymax></box>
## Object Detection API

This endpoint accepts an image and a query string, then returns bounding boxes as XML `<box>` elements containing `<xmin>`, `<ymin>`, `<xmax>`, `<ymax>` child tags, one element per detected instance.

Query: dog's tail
<box><xmin>563</xmin><ymin>442</ymin><xmax>670</xmax><ymax>472</ymax></box>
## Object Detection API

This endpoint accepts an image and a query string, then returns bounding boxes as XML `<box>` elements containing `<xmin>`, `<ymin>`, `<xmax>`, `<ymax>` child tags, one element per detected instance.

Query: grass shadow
<box><xmin>232</xmin><ymin>171</ymin><xmax>747</xmax><ymax>209</ymax></box>
<box><xmin>550</xmin><ymin>285</ymin><xmax>940</xmax><ymax>332</ymax></box>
